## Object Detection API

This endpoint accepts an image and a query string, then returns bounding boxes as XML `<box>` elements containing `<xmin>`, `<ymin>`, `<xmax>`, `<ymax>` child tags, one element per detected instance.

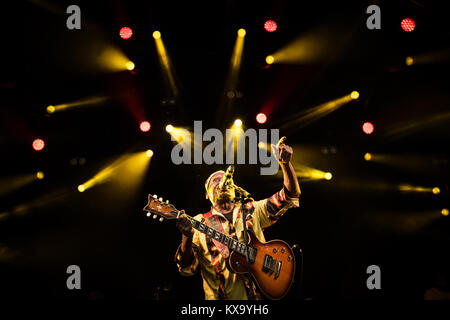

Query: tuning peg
<box><xmin>153</xmin><ymin>194</ymin><xmax>157</xmax><ymax>199</ymax></box>
<box><xmin>159</xmin><ymin>217</ymin><xmax>164</xmax><ymax>222</ymax></box>
<box><xmin>146</xmin><ymin>212</ymin><xmax>151</xmax><ymax>217</ymax></box>
<box><xmin>153</xmin><ymin>214</ymin><xmax>158</xmax><ymax>219</ymax></box>
<box><xmin>158</xmin><ymin>197</ymin><xmax>163</xmax><ymax>202</ymax></box>
<box><xmin>165</xmin><ymin>200</ymin><xmax>169</xmax><ymax>204</ymax></box>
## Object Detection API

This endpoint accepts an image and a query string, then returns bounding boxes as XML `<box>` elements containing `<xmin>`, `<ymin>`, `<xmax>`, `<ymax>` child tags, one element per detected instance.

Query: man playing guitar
<box><xmin>175</xmin><ymin>137</ymin><xmax>301</xmax><ymax>300</ymax></box>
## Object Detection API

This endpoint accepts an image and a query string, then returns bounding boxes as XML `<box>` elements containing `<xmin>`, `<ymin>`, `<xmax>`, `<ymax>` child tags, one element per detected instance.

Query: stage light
<box><xmin>238</xmin><ymin>28</ymin><xmax>246</xmax><ymax>37</ymax></box>
<box><xmin>324</xmin><ymin>172</ymin><xmax>332</xmax><ymax>180</ymax></box>
<box><xmin>351</xmin><ymin>91</ymin><xmax>359</xmax><ymax>99</ymax></box>
<box><xmin>234</xmin><ymin>119</ymin><xmax>242</xmax><ymax>127</ymax></box>
<box><xmin>266</xmin><ymin>55</ymin><xmax>274</xmax><ymax>64</ymax></box>
<box><xmin>256</xmin><ymin>112</ymin><xmax>267</xmax><ymax>124</ymax></box>
<box><xmin>125</xmin><ymin>61</ymin><xmax>135</xmax><ymax>71</ymax></box>
<box><xmin>401</xmin><ymin>18</ymin><xmax>416</xmax><ymax>32</ymax></box>
<box><xmin>264</xmin><ymin>20</ymin><xmax>277</xmax><ymax>32</ymax></box>
<box><xmin>146</xmin><ymin>150</ymin><xmax>154</xmax><ymax>158</ymax></box>
<box><xmin>47</xmin><ymin>105</ymin><xmax>55</xmax><ymax>114</ymax></box>
<box><xmin>364</xmin><ymin>153</ymin><xmax>372</xmax><ymax>161</ymax></box>
<box><xmin>78</xmin><ymin>185</ymin><xmax>85</xmax><ymax>192</ymax></box>
<box><xmin>35</xmin><ymin>171</ymin><xmax>44</xmax><ymax>180</ymax></box>
<box><xmin>362</xmin><ymin>122</ymin><xmax>374</xmax><ymax>135</ymax></box>
<box><xmin>32</xmin><ymin>138</ymin><xmax>45</xmax><ymax>151</ymax></box>
<box><xmin>432</xmin><ymin>187</ymin><xmax>440</xmax><ymax>195</ymax></box>
<box><xmin>140</xmin><ymin>121</ymin><xmax>151</xmax><ymax>132</ymax></box>
<box><xmin>153</xmin><ymin>31</ymin><xmax>161</xmax><ymax>39</ymax></box>
<box><xmin>166</xmin><ymin>124</ymin><xmax>174</xmax><ymax>133</ymax></box>
<box><xmin>119</xmin><ymin>27</ymin><xmax>133</xmax><ymax>39</ymax></box>
<box><xmin>442</xmin><ymin>208</ymin><xmax>449</xmax><ymax>216</ymax></box>
<box><xmin>406</xmin><ymin>56</ymin><xmax>414</xmax><ymax>66</ymax></box>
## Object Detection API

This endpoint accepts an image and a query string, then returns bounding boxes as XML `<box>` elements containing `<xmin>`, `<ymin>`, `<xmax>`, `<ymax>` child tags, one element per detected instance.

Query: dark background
<box><xmin>0</xmin><ymin>0</ymin><xmax>449</xmax><ymax>300</ymax></box>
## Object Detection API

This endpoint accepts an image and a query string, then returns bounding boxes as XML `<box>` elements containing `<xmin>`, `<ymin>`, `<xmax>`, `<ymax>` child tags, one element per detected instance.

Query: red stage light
<box><xmin>362</xmin><ymin>122</ymin><xmax>374</xmax><ymax>135</ymax></box>
<box><xmin>256</xmin><ymin>112</ymin><xmax>267</xmax><ymax>124</ymax></box>
<box><xmin>119</xmin><ymin>27</ymin><xmax>133</xmax><ymax>39</ymax></box>
<box><xmin>401</xmin><ymin>18</ymin><xmax>415</xmax><ymax>32</ymax></box>
<box><xmin>140</xmin><ymin>121</ymin><xmax>151</xmax><ymax>132</ymax></box>
<box><xmin>264</xmin><ymin>20</ymin><xmax>277</xmax><ymax>32</ymax></box>
<box><xmin>32</xmin><ymin>138</ymin><xmax>45</xmax><ymax>151</ymax></box>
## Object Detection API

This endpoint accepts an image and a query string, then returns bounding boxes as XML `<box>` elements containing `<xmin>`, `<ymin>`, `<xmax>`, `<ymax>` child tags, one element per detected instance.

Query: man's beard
<box><xmin>215</xmin><ymin>189</ymin><xmax>234</xmax><ymax>206</ymax></box>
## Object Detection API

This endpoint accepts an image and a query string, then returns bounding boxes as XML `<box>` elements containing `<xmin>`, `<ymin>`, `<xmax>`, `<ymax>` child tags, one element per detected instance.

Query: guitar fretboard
<box><xmin>191</xmin><ymin>218</ymin><xmax>256</xmax><ymax>260</ymax></box>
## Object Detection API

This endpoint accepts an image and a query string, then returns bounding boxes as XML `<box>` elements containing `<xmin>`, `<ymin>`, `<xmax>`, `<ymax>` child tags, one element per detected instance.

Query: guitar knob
<box><xmin>153</xmin><ymin>215</ymin><xmax>158</xmax><ymax>219</ymax></box>
<box><xmin>159</xmin><ymin>217</ymin><xmax>164</xmax><ymax>222</ymax></box>
<box><xmin>159</xmin><ymin>197</ymin><xmax>163</xmax><ymax>202</ymax></box>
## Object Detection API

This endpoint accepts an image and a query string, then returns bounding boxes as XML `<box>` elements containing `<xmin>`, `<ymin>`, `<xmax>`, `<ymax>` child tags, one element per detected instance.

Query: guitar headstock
<box><xmin>143</xmin><ymin>194</ymin><xmax>181</xmax><ymax>222</ymax></box>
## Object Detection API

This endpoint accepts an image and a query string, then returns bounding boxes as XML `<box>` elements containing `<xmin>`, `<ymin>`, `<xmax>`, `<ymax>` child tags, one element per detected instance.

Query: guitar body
<box><xmin>227</xmin><ymin>230</ymin><xmax>296</xmax><ymax>300</ymax></box>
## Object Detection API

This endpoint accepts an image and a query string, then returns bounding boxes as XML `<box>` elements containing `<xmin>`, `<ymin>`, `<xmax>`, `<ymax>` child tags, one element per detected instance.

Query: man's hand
<box><xmin>176</xmin><ymin>212</ymin><xmax>194</xmax><ymax>238</ymax></box>
<box><xmin>277</xmin><ymin>136</ymin><xmax>293</xmax><ymax>164</ymax></box>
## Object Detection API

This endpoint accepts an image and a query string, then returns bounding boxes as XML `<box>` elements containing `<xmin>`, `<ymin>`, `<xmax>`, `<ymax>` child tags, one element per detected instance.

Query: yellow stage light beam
<box><xmin>98</xmin><ymin>45</ymin><xmax>136</xmax><ymax>72</ymax></box>
<box><xmin>222</xmin><ymin>27</ymin><xmax>246</xmax><ymax>108</ymax></box>
<box><xmin>398</xmin><ymin>184</ymin><xmax>441</xmax><ymax>194</ymax></box>
<box><xmin>268</xmin><ymin>24</ymin><xmax>346</xmax><ymax>64</ymax></box>
<box><xmin>0</xmin><ymin>188</ymin><xmax>69</xmax><ymax>221</ymax></box>
<box><xmin>46</xmin><ymin>95</ymin><xmax>109</xmax><ymax>113</ymax></box>
<box><xmin>384</xmin><ymin>111</ymin><xmax>450</xmax><ymax>139</ymax></box>
<box><xmin>167</xmin><ymin>127</ymin><xmax>192</xmax><ymax>144</ymax></box>
<box><xmin>404</xmin><ymin>49</ymin><xmax>450</xmax><ymax>66</ymax></box>
<box><xmin>280</xmin><ymin>92</ymin><xmax>357</xmax><ymax>132</ymax></box>
<box><xmin>107</xmin><ymin>151</ymin><xmax>153</xmax><ymax>196</ymax></box>
<box><xmin>153</xmin><ymin>31</ymin><xmax>179</xmax><ymax>97</ymax></box>
<box><xmin>359</xmin><ymin>153</ymin><xmax>450</xmax><ymax>176</ymax></box>
<box><xmin>0</xmin><ymin>173</ymin><xmax>43</xmax><ymax>196</ymax></box>
<box><xmin>293</xmin><ymin>165</ymin><xmax>333</xmax><ymax>181</ymax></box>
<box><xmin>78</xmin><ymin>151</ymin><xmax>153</xmax><ymax>193</ymax></box>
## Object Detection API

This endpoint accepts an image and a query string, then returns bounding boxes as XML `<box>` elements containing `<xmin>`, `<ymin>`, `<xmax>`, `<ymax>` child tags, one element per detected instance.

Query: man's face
<box><xmin>206</xmin><ymin>172</ymin><xmax>235</xmax><ymax>206</ymax></box>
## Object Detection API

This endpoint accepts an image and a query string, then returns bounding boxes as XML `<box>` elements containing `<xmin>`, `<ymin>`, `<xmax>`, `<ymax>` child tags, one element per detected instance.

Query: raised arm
<box><xmin>277</xmin><ymin>137</ymin><xmax>301</xmax><ymax>198</ymax></box>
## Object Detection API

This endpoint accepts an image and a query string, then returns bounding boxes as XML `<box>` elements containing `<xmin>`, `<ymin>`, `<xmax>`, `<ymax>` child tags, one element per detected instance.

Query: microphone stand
<box><xmin>233</xmin><ymin>183</ymin><xmax>256</xmax><ymax>300</ymax></box>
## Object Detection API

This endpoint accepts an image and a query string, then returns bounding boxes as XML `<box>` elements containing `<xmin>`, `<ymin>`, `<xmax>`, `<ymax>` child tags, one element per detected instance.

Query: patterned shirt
<box><xmin>175</xmin><ymin>188</ymin><xmax>299</xmax><ymax>300</ymax></box>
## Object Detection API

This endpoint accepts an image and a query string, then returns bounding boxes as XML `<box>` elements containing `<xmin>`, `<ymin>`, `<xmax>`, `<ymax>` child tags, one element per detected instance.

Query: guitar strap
<box><xmin>203</xmin><ymin>211</ymin><xmax>230</xmax><ymax>259</ymax></box>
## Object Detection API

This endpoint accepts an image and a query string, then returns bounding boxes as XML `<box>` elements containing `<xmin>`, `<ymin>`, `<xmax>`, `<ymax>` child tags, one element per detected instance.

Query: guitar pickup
<box><xmin>274</xmin><ymin>260</ymin><xmax>282</xmax><ymax>279</ymax></box>
<box><xmin>262</xmin><ymin>254</ymin><xmax>275</xmax><ymax>274</ymax></box>
<box><xmin>262</xmin><ymin>255</ymin><xmax>272</xmax><ymax>273</ymax></box>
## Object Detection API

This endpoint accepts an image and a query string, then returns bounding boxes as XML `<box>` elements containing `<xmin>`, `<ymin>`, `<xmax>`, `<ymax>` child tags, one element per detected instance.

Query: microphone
<box><xmin>219</xmin><ymin>165</ymin><xmax>234</xmax><ymax>191</ymax></box>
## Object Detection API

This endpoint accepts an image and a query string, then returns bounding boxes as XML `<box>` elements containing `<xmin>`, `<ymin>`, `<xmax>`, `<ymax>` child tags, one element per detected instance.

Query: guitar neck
<box><xmin>190</xmin><ymin>218</ymin><xmax>250</xmax><ymax>256</ymax></box>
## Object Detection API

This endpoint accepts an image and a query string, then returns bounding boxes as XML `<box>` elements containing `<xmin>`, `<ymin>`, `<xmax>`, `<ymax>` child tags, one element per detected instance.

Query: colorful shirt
<box><xmin>175</xmin><ymin>188</ymin><xmax>299</xmax><ymax>300</ymax></box>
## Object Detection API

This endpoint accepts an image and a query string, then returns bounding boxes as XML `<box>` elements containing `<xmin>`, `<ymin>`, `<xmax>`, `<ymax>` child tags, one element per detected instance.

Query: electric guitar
<box><xmin>143</xmin><ymin>194</ymin><xmax>296</xmax><ymax>300</ymax></box>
